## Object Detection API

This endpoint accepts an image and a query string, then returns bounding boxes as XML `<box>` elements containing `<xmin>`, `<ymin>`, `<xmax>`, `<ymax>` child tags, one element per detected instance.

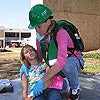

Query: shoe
<box><xmin>68</xmin><ymin>89</ymin><xmax>80</xmax><ymax>100</ymax></box>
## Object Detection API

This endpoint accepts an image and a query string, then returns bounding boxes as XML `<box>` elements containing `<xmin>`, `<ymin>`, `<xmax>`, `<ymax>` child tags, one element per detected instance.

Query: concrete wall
<box><xmin>0</xmin><ymin>30</ymin><xmax>4</xmax><ymax>37</ymax></box>
<box><xmin>0</xmin><ymin>27</ymin><xmax>31</xmax><ymax>48</ymax></box>
<box><xmin>44</xmin><ymin>0</ymin><xmax>100</xmax><ymax>51</ymax></box>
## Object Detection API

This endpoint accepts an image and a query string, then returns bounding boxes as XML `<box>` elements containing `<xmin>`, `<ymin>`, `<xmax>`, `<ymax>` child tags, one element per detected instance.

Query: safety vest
<box><xmin>40</xmin><ymin>36</ymin><xmax>66</xmax><ymax>78</ymax></box>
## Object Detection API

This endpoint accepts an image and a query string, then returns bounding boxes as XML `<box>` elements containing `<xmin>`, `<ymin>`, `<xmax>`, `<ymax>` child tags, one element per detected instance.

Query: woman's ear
<box><xmin>47</xmin><ymin>19</ymin><xmax>51</xmax><ymax>26</ymax></box>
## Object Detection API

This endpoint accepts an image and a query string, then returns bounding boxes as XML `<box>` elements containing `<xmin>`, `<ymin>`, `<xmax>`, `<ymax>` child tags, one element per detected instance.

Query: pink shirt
<box><xmin>48</xmin><ymin>75</ymin><xmax>63</xmax><ymax>89</ymax></box>
<box><xmin>36</xmin><ymin>29</ymin><xmax>81</xmax><ymax>70</ymax></box>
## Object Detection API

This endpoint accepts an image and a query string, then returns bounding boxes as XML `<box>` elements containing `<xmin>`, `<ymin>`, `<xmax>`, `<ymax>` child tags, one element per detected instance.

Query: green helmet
<box><xmin>28</xmin><ymin>4</ymin><xmax>52</xmax><ymax>29</ymax></box>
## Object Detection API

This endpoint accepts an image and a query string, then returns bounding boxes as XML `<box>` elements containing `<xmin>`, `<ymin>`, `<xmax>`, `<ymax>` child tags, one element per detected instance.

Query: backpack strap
<box><xmin>68</xmin><ymin>49</ymin><xmax>84</xmax><ymax>70</ymax></box>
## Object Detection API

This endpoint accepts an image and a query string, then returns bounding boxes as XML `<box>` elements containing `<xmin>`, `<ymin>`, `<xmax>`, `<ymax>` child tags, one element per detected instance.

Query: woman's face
<box><xmin>35</xmin><ymin>19</ymin><xmax>51</xmax><ymax>36</ymax></box>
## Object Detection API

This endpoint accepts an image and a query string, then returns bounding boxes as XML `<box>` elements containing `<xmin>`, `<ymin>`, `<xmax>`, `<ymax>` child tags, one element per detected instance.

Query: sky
<box><xmin>0</xmin><ymin>0</ymin><xmax>31</xmax><ymax>29</ymax></box>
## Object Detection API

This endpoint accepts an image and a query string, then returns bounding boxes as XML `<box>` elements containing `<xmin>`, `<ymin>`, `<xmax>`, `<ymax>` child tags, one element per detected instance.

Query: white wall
<box><xmin>31</xmin><ymin>0</ymin><xmax>43</xmax><ymax>7</ymax></box>
<box><xmin>29</xmin><ymin>0</ymin><xmax>43</xmax><ymax>49</ymax></box>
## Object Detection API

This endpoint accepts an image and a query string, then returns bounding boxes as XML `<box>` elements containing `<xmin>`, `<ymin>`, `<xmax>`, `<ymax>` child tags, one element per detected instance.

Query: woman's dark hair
<box><xmin>48</xmin><ymin>16</ymin><xmax>53</xmax><ymax>19</ymax></box>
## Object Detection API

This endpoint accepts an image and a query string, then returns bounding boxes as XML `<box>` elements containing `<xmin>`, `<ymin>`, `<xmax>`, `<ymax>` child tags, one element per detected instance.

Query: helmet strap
<box><xmin>47</xmin><ymin>20</ymin><xmax>56</xmax><ymax>37</ymax></box>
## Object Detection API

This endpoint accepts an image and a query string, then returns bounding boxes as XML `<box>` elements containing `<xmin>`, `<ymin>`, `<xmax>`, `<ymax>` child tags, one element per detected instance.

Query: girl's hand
<box><xmin>24</xmin><ymin>97</ymin><xmax>33</xmax><ymax>100</ymax></box>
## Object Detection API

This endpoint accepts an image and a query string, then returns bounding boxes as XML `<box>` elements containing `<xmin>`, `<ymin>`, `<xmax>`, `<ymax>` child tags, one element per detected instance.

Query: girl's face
<box><xmin>23</xmin><ymin>47</ymin><xmax>37</xmax><ymax>61</ymax></box>
<box><xmin>35</xmin><ymin>19</ymin><xmax>51</xmax><ymax>36</ymax></box>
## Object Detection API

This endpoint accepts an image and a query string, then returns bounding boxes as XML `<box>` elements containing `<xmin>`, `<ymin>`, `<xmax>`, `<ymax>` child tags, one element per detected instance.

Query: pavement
<box><xmin>0</xmin><ymin>73</ymin><xmax>100</xmax><ymax>100</ymax></box>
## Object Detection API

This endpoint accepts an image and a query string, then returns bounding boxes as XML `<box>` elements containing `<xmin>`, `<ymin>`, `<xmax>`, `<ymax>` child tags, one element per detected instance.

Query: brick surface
<box><xmin>44</xmin><ymin>0</ymin><xmax>100</xmax><ymax>51</ymax></box>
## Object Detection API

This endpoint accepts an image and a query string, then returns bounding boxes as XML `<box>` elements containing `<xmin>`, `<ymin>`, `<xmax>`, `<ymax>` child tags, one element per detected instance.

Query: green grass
<box><xmin>82</xmin><ymin>53</ymin><xmax>100</xmax><ymax>59</ymax></box>
<box><xmin>80</xmin><ymin>52</ymin><xmax>100</xmax><ymax>75</ymax></box>
<box><xmin>80</xmin><ymin>61</ymin><xmax>100</xmax><ymax>75</ymax></box>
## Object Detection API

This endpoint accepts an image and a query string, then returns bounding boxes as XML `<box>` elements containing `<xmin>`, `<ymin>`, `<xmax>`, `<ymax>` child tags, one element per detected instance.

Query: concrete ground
<box><xmin>0</xmin><ymin>73</ymin><xmax>100</xmax><ymax>100</ymax></box>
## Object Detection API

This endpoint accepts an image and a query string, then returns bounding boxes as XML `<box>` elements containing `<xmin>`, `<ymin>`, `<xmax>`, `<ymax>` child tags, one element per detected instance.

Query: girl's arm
<box><xmin>22</xmin><ymin>74</ymin><xmax>33</xmax><ymax>100</ymax></box>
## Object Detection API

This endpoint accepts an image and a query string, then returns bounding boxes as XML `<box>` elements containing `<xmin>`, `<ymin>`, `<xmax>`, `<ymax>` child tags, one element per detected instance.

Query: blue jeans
<box><xmin>62</xmin><ymin>56</ymin><xmax>84</xmax><ymax>89</ymax></box>
<box><xmin>34</xmin><ymin>88</ymin><xmax>61</xmax><ymax>100</ymax></box>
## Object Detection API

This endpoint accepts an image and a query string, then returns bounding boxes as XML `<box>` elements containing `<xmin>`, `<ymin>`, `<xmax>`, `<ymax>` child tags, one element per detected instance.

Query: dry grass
<box><xmin>0</xmin><ymin>48</ymin><xmax>100</xmax><ymax>80</ymax></box>
<box><xmin>0</xmin><ymin>48</ymin><xmax>21</xmax><ymax>80</ymax></box>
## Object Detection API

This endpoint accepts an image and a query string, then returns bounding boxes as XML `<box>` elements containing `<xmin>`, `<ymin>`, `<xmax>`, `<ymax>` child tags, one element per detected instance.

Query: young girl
<box><xmin>20</xmin><ymin>45</ymin><xmax>64</xmax><ymax>100</ymax></box>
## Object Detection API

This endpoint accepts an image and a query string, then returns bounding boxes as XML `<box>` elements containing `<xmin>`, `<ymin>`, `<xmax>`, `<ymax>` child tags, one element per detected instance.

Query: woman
<box><xmin>21</xmin><ymin>4</ymin><xmax>84</xmax><ymax>100</ymax></box>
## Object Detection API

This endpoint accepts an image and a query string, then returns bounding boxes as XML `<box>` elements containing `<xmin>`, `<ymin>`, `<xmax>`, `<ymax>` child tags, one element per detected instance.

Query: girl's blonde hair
<box><xmin>20</xmin><ymin>44</ymin><xmax>39</xmax><ymax>66</ymax></box>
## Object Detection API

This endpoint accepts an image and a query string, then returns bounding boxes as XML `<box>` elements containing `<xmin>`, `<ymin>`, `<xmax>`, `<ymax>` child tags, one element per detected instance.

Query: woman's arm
<box><xmin>42</xmin><ymin>64</ymin><xmax>60</xmax><ymax>82</ymax></box>
<box><xmin>43</xmin><ymin>29</ymin><xmax>68</xmax><ymax>82</ymax></box>
<box><xmin>44</xmin><ymin>66</ymin><xmax>52</xmax><ymax>89</ymax></box>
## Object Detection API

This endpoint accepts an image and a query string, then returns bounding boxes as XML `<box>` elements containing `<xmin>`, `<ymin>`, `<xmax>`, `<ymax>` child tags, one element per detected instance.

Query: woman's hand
<box><xmin>32</xmin><ymin>79</ymin><xmax>45</xmax><ymax>97</ymax></box>
<box><xmin>44</xmin><ymin>79</ymin><xmax>52</xmax><ymax>89</ymax></box>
